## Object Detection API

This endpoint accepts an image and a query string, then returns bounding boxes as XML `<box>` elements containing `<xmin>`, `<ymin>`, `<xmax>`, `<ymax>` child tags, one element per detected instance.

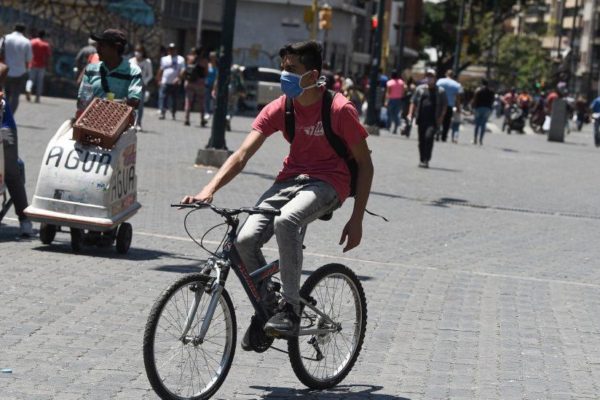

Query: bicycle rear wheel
<box><xmin>288</xmin><ymin>263</ymin><xmax>367</xmax><ymax>389</ymax></box>
<box><xmin>143</xmin><ymin>273</ymin><xmax>236</xmax><ymax>400</ymax></box>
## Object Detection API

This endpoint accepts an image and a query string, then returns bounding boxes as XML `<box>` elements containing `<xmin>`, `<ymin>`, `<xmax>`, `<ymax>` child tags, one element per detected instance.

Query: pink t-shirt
<box><xmin>386</xmin><ymin>78</ymin><xmax>405</xmax><ymax>100</ymax></box>
<box><xmin>252</xmin><ymin>92</ymin><xmax>368</xmax><ymax>203</ymax></box>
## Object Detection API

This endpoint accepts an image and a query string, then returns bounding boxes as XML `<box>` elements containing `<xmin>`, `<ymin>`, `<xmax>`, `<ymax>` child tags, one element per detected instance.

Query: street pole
<box><xmin>204</xmin><ymin>0</ymin><xmax>237</xmax><ymax>152</ymax></box>
<box><xmin>568</xmin><ymin>0</ymin><xmax>580</xmax><ymax>93</ymax></box>
<box><xmin>487</xmin><ymin>0</ymin><xmax>498</xmax><ymax>79</ymax></box>
<box><xmin>311</xmin><ymin>0</ymin><xmax>318</xmax><ymax>41</ymax></box>
<box><xmin>196</xmin><ymin>0</ymin><xmax>205</xmax><ymax>47</ymax></box>
<box><xmin>397</xmin><ymin>0</ymin><xmax>407</xmax><ymax>73</ymax></box>
<box><xmin>365</xmin><ymin>0</ymin><xmax>386</xmax><ymax>130</ymax></box>
<box><xmin>453</xmin><ymin>0</ymin><xmax>466</xmax><ymax>76</ymax></box>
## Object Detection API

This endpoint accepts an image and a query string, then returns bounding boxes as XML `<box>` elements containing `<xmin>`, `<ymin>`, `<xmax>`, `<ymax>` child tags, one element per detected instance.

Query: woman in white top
<box><xmin>129</xmin><ymin>44</ymin><xmax>153</xmax><ymax>131</ymax></box>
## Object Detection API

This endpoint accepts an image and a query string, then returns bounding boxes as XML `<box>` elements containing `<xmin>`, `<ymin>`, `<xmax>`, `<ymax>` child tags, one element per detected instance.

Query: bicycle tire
<box><xmin>143</xmin><ymin>273</ymin><xmax>237</xmax><ymax>400</ymax></box>
<box><xmin>288</xmin><ymin>263</ymin><xmax>367</xmax><ymax>389</ymax></box>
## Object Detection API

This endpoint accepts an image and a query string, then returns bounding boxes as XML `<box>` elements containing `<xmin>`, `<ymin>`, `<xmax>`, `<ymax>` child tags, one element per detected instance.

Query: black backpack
<box><xmin>284</xmin><ymin>90</ymin><xmax>358</xmax><ymax>197</ymax></box>
<box><xmin>185</xmin><ymin>63</ymin><xmax>205</xmax><ymax>83</ymax></box>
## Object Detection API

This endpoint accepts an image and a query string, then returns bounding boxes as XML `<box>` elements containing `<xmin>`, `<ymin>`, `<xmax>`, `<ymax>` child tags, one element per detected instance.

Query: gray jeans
<box><xmin>1</xmin><ymin>127</ymin><xmax>28</xmax><ymax>220</ymax></box>
<box><xmin>235</xmin><ymin>176</ymin><xmax>340</xmax><ymax>311</ymax></box>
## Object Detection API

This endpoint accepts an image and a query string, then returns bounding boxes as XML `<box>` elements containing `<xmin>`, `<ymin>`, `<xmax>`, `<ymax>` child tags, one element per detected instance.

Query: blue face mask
<box><xmin>280</xmin><ymin>70</ymin><xmax>323</xmax><ymax>98</ymax></box>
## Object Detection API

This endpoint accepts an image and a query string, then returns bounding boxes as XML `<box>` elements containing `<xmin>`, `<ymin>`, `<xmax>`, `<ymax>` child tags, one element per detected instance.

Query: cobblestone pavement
<box><xmin>1</xmin><ymin>97</ymin><xmax>599</xmax><ymax>399</ymax></box>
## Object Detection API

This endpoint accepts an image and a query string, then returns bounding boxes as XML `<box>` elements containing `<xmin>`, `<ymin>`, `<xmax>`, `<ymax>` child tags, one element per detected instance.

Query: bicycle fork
<box><xmin>180</xmin><ymin>267</ymin><xmax>224</xmax><ymax>345</ymax></box>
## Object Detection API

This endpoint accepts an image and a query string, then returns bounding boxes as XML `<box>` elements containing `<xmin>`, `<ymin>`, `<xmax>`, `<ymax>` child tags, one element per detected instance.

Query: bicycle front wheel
<box><xmin>143</xmin><ymin>273</ymin><xmax>236</xmax><ymax>400</ymax></box>
<box><xmin>288</xmin><ymin>263</ymin><xmax>367</xmax><ymax>389</ymax></box>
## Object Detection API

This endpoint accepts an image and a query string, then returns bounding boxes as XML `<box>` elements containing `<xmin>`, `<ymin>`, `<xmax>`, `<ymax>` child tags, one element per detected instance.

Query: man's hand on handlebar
<box><xmin>180</xmin><ymin>187</ymin><xmax>214</xmax><ymax>205</ymax></box>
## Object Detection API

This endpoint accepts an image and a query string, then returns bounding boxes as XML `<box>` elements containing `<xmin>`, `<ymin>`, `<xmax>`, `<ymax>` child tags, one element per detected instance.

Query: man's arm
<box><xmin>339</xmin><ymin>139</ymin><xmax>373</xmax><ymax>253</ymax></box>
<box><xmin>155</xmin><ymin>67</ymin><xmax>163</xmax><ymax>85</ymax></box>
<box><xmin>181</xmin><ymin>130</ymin><xmax>267</xmax><ymax>204</ymax></box>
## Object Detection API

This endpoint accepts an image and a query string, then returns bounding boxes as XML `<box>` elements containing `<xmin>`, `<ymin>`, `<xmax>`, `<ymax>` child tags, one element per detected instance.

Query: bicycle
<box><xmin>143</xmin><ymin>202</ymin><xmax>367</xmax><ymax>400</ymax></box>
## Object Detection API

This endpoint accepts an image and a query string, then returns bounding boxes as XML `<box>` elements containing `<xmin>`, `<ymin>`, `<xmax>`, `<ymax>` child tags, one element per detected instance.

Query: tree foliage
<box><xmin>496</xmin><ymin>34</ymin><xmax>551</xmax><ymax>89</ymax></box>
<box><xmin>421</xmin><ymin>0</ymin><xmax>549</xmax><ymax>87</ymax></box>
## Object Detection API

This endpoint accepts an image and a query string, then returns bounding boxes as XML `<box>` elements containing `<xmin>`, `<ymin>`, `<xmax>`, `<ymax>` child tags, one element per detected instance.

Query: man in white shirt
<box><xmin>1</xmin><ymin>23</ymin><xmax>33</xmax><ymax>114</ymax></box>
<box><xmin>156</xmin><ymin>43</ymin><xmax>184</xmax><ymax>120</ymax></box>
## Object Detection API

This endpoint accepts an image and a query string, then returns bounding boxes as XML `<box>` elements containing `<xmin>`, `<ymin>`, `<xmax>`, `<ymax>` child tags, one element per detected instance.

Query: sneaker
<box><xmin>158</xmin><ymin>114</ymin><xmax>165</xmax><ymax>120</ymax></box>
<box><xmin>264</xmin><ymin>303</ymin><xmax>299</xmax><ymax>337</ymax></box>
<box><xmin>19</xmin><ymin>219</ymin><xmax>33</xmax><ymax>237</ymax></box>
<box><xmin>418</xmin><ymin>162</ymin><xmax>427</xmax><ymax>168</ymax></box>
<box><xmin>184</xmin><ymin>120</ymin><xmax>190</xmax><ymax>126</ymax></box>
<box><xmin>25</xmin><ymin>91</ymin><xmax>31</xmax><ymax>102</ymax></box>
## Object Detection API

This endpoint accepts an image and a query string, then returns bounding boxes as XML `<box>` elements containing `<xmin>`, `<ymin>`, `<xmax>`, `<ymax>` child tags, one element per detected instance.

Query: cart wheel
<box><xmin>40</xmin><ymin>223</ymin><xmax>57</xmax><ymax>245</ymax></box>
<box><xmin>116</xmin><ymin>223</ymin><xmax>132</xmax><ymax>254</ymax></box>
<box><xmin>70</xmin><ymin>228</ymin><xmax>83</xmax><ymax>253</ymax></box>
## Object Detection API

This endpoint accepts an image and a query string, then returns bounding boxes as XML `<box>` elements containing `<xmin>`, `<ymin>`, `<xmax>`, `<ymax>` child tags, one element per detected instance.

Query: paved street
<box><xmin>1</xmin><ymin>96</ymin><xmax>600</xmax><ymax>400</ymax></box>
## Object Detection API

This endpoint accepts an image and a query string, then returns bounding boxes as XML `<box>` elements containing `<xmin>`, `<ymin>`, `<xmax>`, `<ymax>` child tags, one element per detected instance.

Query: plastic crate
<box><xmin>73</xmin><ymin>98</ymin><xmax>134</xmax><ymax>148</ymax></box>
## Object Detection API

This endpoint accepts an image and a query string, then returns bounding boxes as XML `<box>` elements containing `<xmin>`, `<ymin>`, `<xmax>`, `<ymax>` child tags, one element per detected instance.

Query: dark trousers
<box><xmin>5</xmin><ymin>74</ymin><xmax>27</xmax><ymax>114</ymax></box>
<box><xmin>1</xmin><ymin>127</ymin><xmax>28</xmax><ymax>220</ymax></box>
<box><xmin>436</xmin><ymin>106</ymin><xmax>453</xmax><ymax>141</ymax></box>
<box><xmin>160</xmin><ymin>84</ymin><xmax>179</xmax><ymax>117</ymax></box>
<box><xmin>418</xmin><ymin>124</ymin><xmax>436</xmax><ymax>162</ymax></box>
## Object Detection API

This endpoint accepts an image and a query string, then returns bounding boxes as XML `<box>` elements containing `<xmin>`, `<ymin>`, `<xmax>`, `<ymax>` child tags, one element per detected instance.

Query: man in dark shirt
<box><xmin>407</xmin><ymin>68</ymin><xmax>447</xmax><ymax>168</ymax></box>
<box><xmin>471</xmin><ymin>78</ymin><xmax>495</xmax><ymax>145</ymax></box>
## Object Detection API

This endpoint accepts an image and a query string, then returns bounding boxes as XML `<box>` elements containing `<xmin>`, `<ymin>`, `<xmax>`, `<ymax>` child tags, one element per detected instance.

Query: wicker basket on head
<box><xmin>73</xmin><ymin>98</ymin><xmax>134</xmax><ymax>148</ymax></box>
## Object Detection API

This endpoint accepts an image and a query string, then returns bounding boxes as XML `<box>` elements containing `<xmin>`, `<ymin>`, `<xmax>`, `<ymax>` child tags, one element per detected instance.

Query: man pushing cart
<box><xmin>24</xmin><ymin>29</ymin><xmax>143</xmax><ymax>253</ymax></box>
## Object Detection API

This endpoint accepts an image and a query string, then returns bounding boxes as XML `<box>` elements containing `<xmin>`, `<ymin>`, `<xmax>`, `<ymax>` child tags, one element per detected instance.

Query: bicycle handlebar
<box><xmin>172</xmin><ymin>202</ymin><xmax>281</xmax><ymax>217</ymax></box>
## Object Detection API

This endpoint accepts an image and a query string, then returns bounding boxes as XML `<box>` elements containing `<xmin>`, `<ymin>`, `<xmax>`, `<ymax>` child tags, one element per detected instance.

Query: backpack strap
<box><xmin>284</xmin><ymin>95</ymin><xmax>295</xmax><ymax>143</ymax></box>
<box><xmin>321</xmin><ymin>90</ymin><xmax>349</xmax><ymax>160</ymax></box>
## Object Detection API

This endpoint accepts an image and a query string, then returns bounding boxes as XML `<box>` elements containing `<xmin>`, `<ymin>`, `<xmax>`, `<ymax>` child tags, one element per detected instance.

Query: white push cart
<box><xmin>25</xmin><ymin>106</ymin><xmax>141</xmax><ymax>253</ymax></box>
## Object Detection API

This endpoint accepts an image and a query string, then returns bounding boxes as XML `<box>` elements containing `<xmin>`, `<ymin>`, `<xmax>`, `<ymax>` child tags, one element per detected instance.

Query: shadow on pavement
<box><xmin>30</xmin><ymin>242</ymin><xmax>199</xmax><ymax>262</ymax></box>
<box><xmin>301</xmin><ymin>269</ymin><xmax>374</xmax><ymax>281</ymax></box>
<box><xmin>17</xmin><ymin>124</ymin><xmax>46</xmax><ymax>130</ymax></box>
<box><xmin>249</xmin><ymin>384</ymin><xmax>411</xmax><ymax>399</ymax></box>
<box><xmin>152</xmin><ymin>262</ymin><xmax>207</xmax><ymax>273</ymax></box>
<box><xmin>426</xmin><ymin>166</ymin><xmax>461</xmax><ymax>172</ymax></box>
<box><xmin>429</xmin><ymin>197</ymin><xmax>469</xmax><ymax>208</ymax></box>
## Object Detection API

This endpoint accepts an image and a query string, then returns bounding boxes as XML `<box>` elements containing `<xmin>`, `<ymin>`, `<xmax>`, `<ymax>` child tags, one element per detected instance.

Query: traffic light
<box><xmin>304</xmin><ymin>6</ymin><xmax>314</xmax><ymax>25</ymax></box>
<box><xmin>319</xmin><ymin>6</ymin><xmax>332</xmax><ymax>30</ymax></box>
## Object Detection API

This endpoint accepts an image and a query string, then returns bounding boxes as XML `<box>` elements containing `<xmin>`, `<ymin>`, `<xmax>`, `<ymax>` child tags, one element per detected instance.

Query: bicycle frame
<box><xmin>178</xmin><ymin>205</ymin><xmax>340</xmax><ymax>344</ymax></box>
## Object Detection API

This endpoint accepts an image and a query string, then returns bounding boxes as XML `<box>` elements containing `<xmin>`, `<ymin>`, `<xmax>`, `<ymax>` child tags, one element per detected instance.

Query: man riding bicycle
<box><xmin>181</xmin><ymin>41</ymin><xmax>373</xmax><ymax>343</ymax></box>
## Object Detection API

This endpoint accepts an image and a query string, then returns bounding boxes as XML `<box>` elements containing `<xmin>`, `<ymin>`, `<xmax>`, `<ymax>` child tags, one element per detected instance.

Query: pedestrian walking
<box><xmin>225</xmin><ymin>64</ymin><xmax>246</xmax><ymax>131</ymax></box>
<box><xmin>181</xmin><ymin>47</ymin><xmax>207</xmax><ymax>127</ymax></box>
<box><xmin>74</xmin><ymin>38</ymin><xmax>97</xmax><ymax>85</ymax></box>
<box><xmin>129</xmin><ymin>44</ymin><xmax>153</xmax><ymax>131</ymax></box>
<box><xmin>436</xmin><ymin>69</ymin><xmax>462</xmax><ymax>142</ymax></box>
<box><xmin>384</xmin><ymin>69</ymin><xmax>405</xmax><ymax>134</ymax></box>
<box><xmin>450</xmin><ymin>106</ymin><xmax>461</xmax><ymax>143</ymax></box>
<box><xmin>25</xmin><ymin>29</ymin><xmax>51</xmax><ymax>103</ymax></box>
<box><xmin>0</xmin><ymin>23</ymin><xmax>32</xmax><ymax>114</ymax></box>
<box><xmin>157</xmin><ymin>43</ymin><xmax>184</xmax><ymax>120</ymax></box>
<box><xmin>470</xmin><ymin>78</ymin><xmax>495</xmax><ymax>145</ymax></box>
<box><xmin>0</xmin><ymin>81</ymin><xmax>33</xmax><ymax>236</ymax></box>
<box><xmin>590</xmin><ymin>95</ymin><xmax>600</xmax><ymax>147</ymax></box>
<box><xmin>204</xmin><ymin>51</ymin><xmax>218</xmax><ymax>118</ymax></box>
<box><xmin>407</xmin><ymin>68</ymin><xmax>447</xmax><ymax>168</ymax></box>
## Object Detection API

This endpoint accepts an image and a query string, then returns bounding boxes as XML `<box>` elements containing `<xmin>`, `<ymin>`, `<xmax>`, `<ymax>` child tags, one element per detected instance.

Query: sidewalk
<box><xmin>1</xmin><ymin>96</ymin><xmax>599</xmax><ymax>399</ymax></box>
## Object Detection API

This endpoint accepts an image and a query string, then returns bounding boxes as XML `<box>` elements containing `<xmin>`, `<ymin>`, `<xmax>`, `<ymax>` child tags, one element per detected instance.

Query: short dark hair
<box><xmin>391</xmin><ymin>69</ymin><xmax>399</xmax><ymax>79</ymax></box>
<box><xmin>38</xmin><ymin>30</ymin><xmax>46</xmax><ymax>39</ymax></box>
<box><xmin>15</xmin><ymin>23</ymin><xmax>26</xmax><ymax>33</ymax></box>
<box><xmin>279</xmin><ymin>41</ymin><xmax>322</xmax><ymax>73</ymax></box>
